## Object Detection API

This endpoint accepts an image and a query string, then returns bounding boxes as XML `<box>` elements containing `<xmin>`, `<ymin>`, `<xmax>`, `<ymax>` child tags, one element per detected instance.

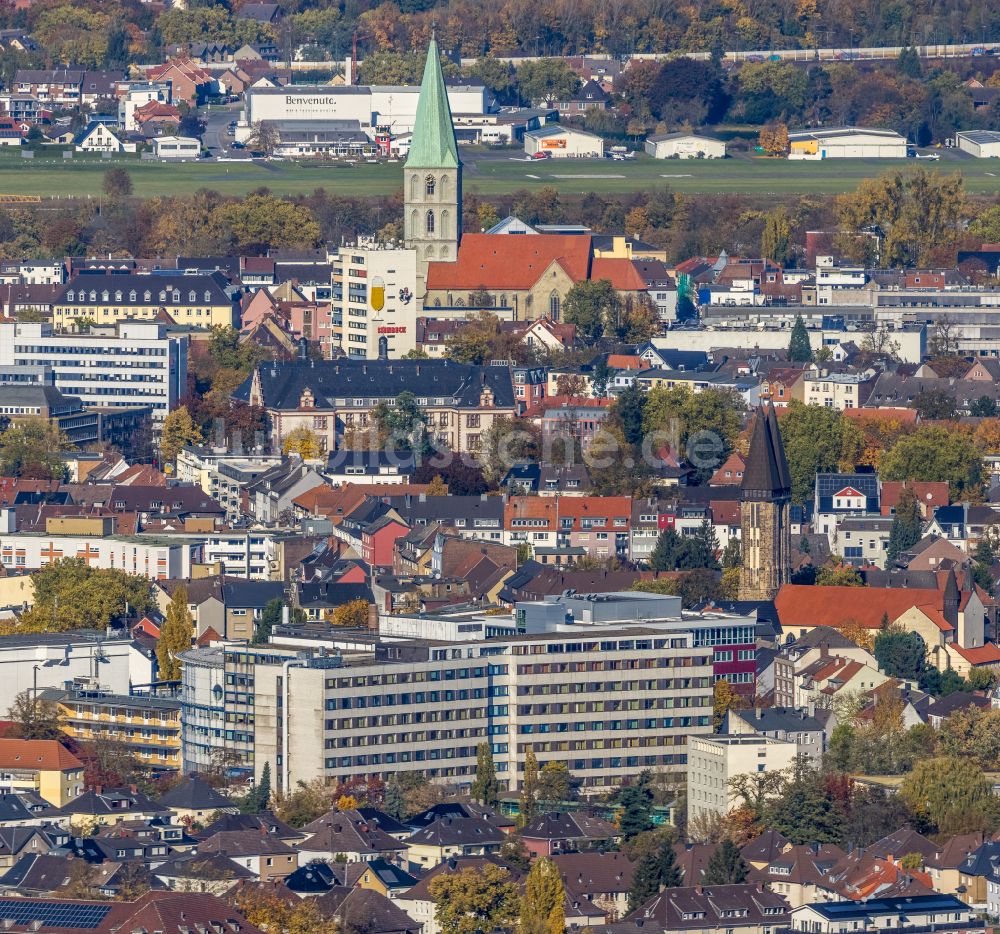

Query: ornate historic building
<box><xmin>739</xmin><ymin>404</ymin><xmax>793</xmax><ymax>601</ymax></box>
<box><xmin>404</xmin><ymin>35</ymin><xmax>462</xmax><ymax>298</ymax></box>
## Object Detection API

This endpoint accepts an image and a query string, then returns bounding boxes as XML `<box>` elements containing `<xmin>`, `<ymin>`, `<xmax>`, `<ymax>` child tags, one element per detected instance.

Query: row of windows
<box><xmin>66</xmin><ymin>288</ymin><xmax>218</xmax><ymax>303</ymax></box>
<box><xmin>517</xmin><ymin>697</ymin><xmax>709</xmax><ymax>715</ymax></box>
<box><xmin>517</xmin><ymin>677</ymin><xmax>709</xmax><ymax>695</ymax></box>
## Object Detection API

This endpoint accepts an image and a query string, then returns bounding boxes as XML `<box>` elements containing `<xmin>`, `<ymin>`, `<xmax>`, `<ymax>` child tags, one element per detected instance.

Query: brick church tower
<box><xmin>738</xmin><ymin>404</ymin><xmax>793</xmax><ymax>601</ymax></box>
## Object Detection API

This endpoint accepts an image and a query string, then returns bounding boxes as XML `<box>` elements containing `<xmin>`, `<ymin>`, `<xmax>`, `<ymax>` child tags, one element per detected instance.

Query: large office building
<box><xmin>0</xmin><ymin>321</ymin><xmax>186</xmax><ymax>423</ymax></box>
<box><xmin>241</xmin><ymin>592</ymin><xmax>758</xmax><ymax>796</ymax></box>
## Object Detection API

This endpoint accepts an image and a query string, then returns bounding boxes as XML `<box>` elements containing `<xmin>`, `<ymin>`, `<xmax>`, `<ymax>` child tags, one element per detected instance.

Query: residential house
<box><xmin>53</xmin><ymin>786</ymin><xmax>170</xmax><ymax>831</ymax></box>
<box><xmin>622</xmin><ymin>884</ymin><xmax>791</xmax><ymax>934</ymax></box>
<box><xmin>196</xmin><ymin>829</ymin><xmax>298</xmax><ymax>880</ymax></box>
<box><xmin>146</xmin><ymin>59</ymin><xmax>215</xmax><ymax>105</ymax></box>
<box><xmin>294</xmin><ymin>809</ymin><xmax>407</xmax><ymax>864</ymax></box>
<box><xmin>790</xmin><ymin>895</ymin><xmax>978</xmax><ymax>934</ymax></box>
<box><xmin>157</xmin><ymin>778</ymin><xmax>239</xmax><ymax>825</ymax></box>
<box><xmin>0</xmin><ymin>741</ymin><xmax>83</xmax><ymax>808</ymax></box>
<box><xmin>554</xmin><ymin>851</ymin><xmax>636</xmax><ymax>922</ymax></box>
<box><xmin>520</xmin><ymin>812</ymin><xmax>618</xmax><ymax>857</ymax></box>
<box><xmin>723</xmin><ymin>707</ymin><xmax>829</xmax><ymax>762</ymax></box>
<box><xmin>403</xmin><ymin>816</ymin><xmax>507</xmax><ymax>869</ymax></box>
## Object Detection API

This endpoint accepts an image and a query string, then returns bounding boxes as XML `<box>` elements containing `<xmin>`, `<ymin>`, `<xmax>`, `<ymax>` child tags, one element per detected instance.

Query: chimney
<box><xmin>368</xmin><ymin>603</ymin><xmax>378</xmax><ymax>632</ymax></box>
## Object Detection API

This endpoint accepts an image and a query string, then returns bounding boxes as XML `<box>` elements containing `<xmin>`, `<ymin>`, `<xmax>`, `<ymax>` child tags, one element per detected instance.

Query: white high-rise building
<box><xmin>0</xmin><ymin>320</ymin><xmax>187</xmax><ymax>422</ymax></box>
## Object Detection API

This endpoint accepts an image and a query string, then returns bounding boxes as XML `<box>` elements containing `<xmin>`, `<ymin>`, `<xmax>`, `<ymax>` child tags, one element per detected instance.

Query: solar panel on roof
<box><xmin>0</xmin><ymin>899</ymin><xmax>113</xmax><ymax>930</ymax></box>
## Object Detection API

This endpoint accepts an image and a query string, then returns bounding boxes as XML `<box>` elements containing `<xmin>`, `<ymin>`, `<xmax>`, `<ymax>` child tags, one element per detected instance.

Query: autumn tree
<box><xmin>102</xmin><ymin>167</ymin><xmax>133</xmax><ymax>200</ymax></box>
<box><xmin>0</xmin><ymin>418</ymin><xmax>72</xmax><ymax>479</ymax></box>
<box><xmin>245</xmin><ymin>121</ymin><xmax>280</xmax><ymax>155</ymax></box>
<box><xmin>758</xmin><ymin>122</ymin><xmax>789</xmax><ymax>155</ymax></box>
<box><xmin>160</xmin><ymin>406</ymin><xmax>203</xmax><ymax>465</ymax></box>
<box><xmin>815</xmin><ymin>562</ymin><xmax>863</xmax><ymax>586</ymax></box>
<box><xmin>428</xmin><ymin>864</ymin><xmax>520</xmax><ymax>934</ymax></box>
<box><xmin>537</xmin><ymin>761</ymin><xmax>575</xmax><ymax>811</ymax></box>
<box><xmin>282</xmin><ymin>426</ymin><xmax>323</xmax><ymax>459</ymax></box>
<box><xmin>837</xmin><ymin>168</ymin><xmax>967</xmax><ymax>267</ymax></box>
<box><xmin>6</xmin><ymin>691</ymin><xmax>63</xmax><ymax>740</ymax></box>
<box><xmin>157</xmin><ymin>585</ymin><xmax>193</xmax><ymax>681</ymax></box>
<box><xmin>328</xmin><ymin>599</ymin><xmax>371</xmax><ymax>628</ymax></box>
<box><xmin>713</xmin><ymin>679</ymin><xmax>745</xmax><ymax>732</ymax></box>
<box><xmin>515</xmin><ymin>58</ymin><xmax>579</xmax><ymax>103</ymax></box>
<box><xmin>899</xmin><ymin>756</ymin><xmax>999</xmax><ymax>834</ymax></box>
<box><xmin>761</xmin><ymin>207</ymin><xmax>792</xmax><ymax>264</ymax></box>
<box><xmin>520</xmin><ymin>746</ymin><xmax>539</xmax><ymax>824</ymax></box>
<box><xmin>778</xmin><ymin>401</ymin><xmax>863</xmax><ymax>504</ymax></box>
<box><xmin>562</xmin><ymin>280</ymin><xmax>619</xmax><ymax>344</ymax></box>
<box><xmin>15</xmin><ymin>560</ymin><xmax>152</xmax><ymax>634</ymax></box>
<box><xmin>880</xmin><ymin>424</ymin><xmax>983</xmax><ymax>500</ymax></box>
<box><xmin>520</xmin><ymin>856</ymin><xmax>565</xmax><ymax>934</ymax></box>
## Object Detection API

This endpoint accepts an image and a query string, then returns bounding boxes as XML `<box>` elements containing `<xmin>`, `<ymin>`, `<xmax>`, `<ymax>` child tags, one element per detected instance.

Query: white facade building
<box><xmin>119</xmin><ymin>82</ymin><xmax>172</xmax><ymax>132</ymax></box>
<box><xmin>0</xmin><ymin>630</ymin><xmax>139</xmax><ymax>715</ymax></box>
<box><xmin>645</xmin><ymin>132</ymin><xmax>726</xmax><ymax>159</ymax></box>
<box><xmin>243</xmin><ymin>83</ymin><xmax>490</xmax><ymax>136</ymax></box>
<box><xmin>955</xmin><ymin>130</ymin><xmax>1000</xmax><ymax>158</ymax></box>
<box><xmin>687</xmin><ymin>734</ymin><xmax>799</xmax><ymax>824</ymax></box>
<box><xmin>152</xmin><ymin>136</ymin><xmax>200</xmax><ymax>159</ymax></box>
<box><xmin>0</xmin><ymin>513</ymin><xmax>197</xmax><ymax>579</ymax></box>
<box><xmin>524</xmin><ymin>124</ymin><xmax>604</xmax><ymax>158</ymax></box>
<box><xmin>0</xmin><ymin>321</ymin><xmax>188</xmax><ymax>423</ymax></box>
<box><xmin>332</xmin><ymin>243</ymin><xmax>418</xmax><ymax>358</ymax></box>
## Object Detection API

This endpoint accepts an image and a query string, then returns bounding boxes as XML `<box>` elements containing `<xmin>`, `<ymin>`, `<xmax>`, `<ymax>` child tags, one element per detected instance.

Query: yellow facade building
<box><xmin>41</xmin><ymin>686</ymin><xmax>182</xmax><ymax>773</ymax></box>
<box><xmin>0</xmin><ymin>738</ymin><xmax>84</xmax><ymax>807</ymax></box>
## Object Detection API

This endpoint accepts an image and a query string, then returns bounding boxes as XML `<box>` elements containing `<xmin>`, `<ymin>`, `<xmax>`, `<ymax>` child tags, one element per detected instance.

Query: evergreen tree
<box><xmin>684</xmin><ymin>519</ymin><xmax>721</xmax><ymax>570</ymax></box>
<box><xmin>617</xmin><ymin>779</ymin><xmax>654</xmax><ymax>838</ymax></box>
<box><xmin>650</xmin><ymin>528</ymin><xmax>684</xmax><ymax>571</ymax></box>
<box><xmin>614</xmin><ymin>383</ymin><xmax>647</xmax><ymax>448</ymax></box>
<box><xmin>703</xmin><ymin>839</ymin><xmax>749</xmax><ymax>885</ymax></box>
<box><xmin>787</xmin><ymin>315</ymin><xmax>813</xmax><ymax>363</ymax></box>
<box><xmin>471</xmin><ymin>742</ymin><xmax>499</xmax><ymax>809</ymax></box>
<box><xmin>629</xmin><ymin>849</ymin><xmax>663</xmax><ymax>911</ymax></box>
<box><xmin>243</xmin><ymin>762</ymin><xmax>271</xmax><ymax>813</ymax></box>
<box><xmin>254</xmin><ymin>599</ymin><xmax>283</xmax><ymax>645</ymax></box>
<box><xmin>157</xmin><ymin>585</ymin><xmax>193</xmax><ymax>681</ymax></box>
<box><xmin>897</xmin><ymin>46</ymin><xmax>922</xmax><ymax>79</ymax></box>
<box><xmin>520</xmin><ymin>747</ymin><xmax>539</xmax><ymax>824</ymax></box>
<box><xmin>520</xmin><ymin>856</ymin><xmax>565</xmax><ymax>934</ymax></box>
<box><xmin>885</xmin><ymin>487</ymin><xmax>923</xmax><ymax>567</ymax></box>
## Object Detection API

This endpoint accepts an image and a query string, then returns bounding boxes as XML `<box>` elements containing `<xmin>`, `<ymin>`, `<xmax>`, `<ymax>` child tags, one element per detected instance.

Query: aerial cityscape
<box><xmin>0</xmin><ymin>2</ymin><xmax>998</xmax><ymax>933</ymax></box>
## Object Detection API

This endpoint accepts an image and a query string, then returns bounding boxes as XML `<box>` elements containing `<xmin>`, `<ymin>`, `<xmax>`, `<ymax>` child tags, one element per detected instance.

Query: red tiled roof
<box><xmin>0</xmin><ymin>739</ymin><xmax>82</xmax><ymax>771</ymax></box>
<box><xmin>605</xmin><ymin>354</ymin><xmax>645</xmax><ymax>370</ymax></box>
<box><xmin>590</xmin><ymin>257</ymin><xmax>647</xmax><ymax>291</ymax></box>
<box><xmin>426</xmin><ymin>234</ymin><xmax>591</xmax><ymax>290</ymax></box>
<box><xmin>775</xmin><ymin>584</ymin><xmax>948</xmax><ymax>631</ymax></box>
<box><xmin>950</xmin><ymin>643</ymin><xmax>1000</xmax><ymax>666</ymax></box>
<box><xmin>879</xmin><ymin>481</ymin><xmax>949</xmax><ymax>516</ymax></box>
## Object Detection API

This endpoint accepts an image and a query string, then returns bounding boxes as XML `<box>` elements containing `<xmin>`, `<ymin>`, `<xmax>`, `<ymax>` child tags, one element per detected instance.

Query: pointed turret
<box><xmin>741</xmin><ymin>404</ymin><xmax>791</xmax><ymax>501</ymax></box>
<box><xmin>738</xmin><ymin>403</ymin><xmax>792</xmax><ymax>601</ymax></box>
<box><xmin>406</xmin><ymin>36</ymin><xmax>460</xmax><ymax>171</ymax></box>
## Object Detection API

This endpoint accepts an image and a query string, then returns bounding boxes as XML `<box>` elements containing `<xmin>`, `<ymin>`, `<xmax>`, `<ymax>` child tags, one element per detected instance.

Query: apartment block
<box><xmin>0</xmin><ymin>511</ymin><xmax>196</xmax><ymax>579</ymax></box>
<box><xmin>331</xmin><ymin>243</ymin><xmax>419</xmax><ymax>359</ymax></box>
<box><xmin>51</xmin><ymin>271</ymin><xmax>237</xmax><ymax>330</ymax></box>
<box><xmin>41</xmin><ymin>685</ymin><xmax>182</xmax><ymax>773</ymax></box>
<box><xmin>687</xmin><ymin>735</ymin><xmax>799</xmax><ymax>825</ymax></box>
<box><xmin>0</xmin><ymin>320</ymin><xmax>188</xmax><ymax>422</ymax></box>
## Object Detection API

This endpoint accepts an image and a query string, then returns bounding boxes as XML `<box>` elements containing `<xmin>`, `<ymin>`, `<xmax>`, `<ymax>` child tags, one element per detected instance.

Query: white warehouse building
<box><xmin>955</xmin><ymin>130</ymin><xmax>1000</xmax><ymax>158</ymax></box>
<box><xmin>243</xmin><ymin>81</ymin><xmax>491</xmax><ymax>137</ymax></box>
<box><xmin>645</xmin><ymin>132</ymin><xmax>726</xmax><ymax>159</ymax></box>
<box><xmin>788</xmin><ymin>126</ymin><xmax>907</xmax><ymax>159</ymax></box>
<box><xmin>0</xmin><ymin>320</ymin><xmax>188</xmax><ymax>423</ymax></box>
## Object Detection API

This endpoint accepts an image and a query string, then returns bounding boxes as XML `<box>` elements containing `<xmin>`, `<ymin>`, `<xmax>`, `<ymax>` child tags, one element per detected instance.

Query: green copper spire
<box><xmin>406</xmin><ymin>36</ymin><xmax>460</xmax><ymax>169</ymax></box>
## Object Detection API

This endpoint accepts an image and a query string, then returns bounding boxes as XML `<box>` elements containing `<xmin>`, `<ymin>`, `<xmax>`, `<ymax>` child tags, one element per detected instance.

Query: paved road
<box><xmin>201</xmin><ymin>102</ymin><xmax>242</xmax><ymax>156</ymax></box>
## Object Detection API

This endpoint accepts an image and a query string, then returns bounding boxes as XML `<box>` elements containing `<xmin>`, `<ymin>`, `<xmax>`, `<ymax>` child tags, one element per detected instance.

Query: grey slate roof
<box><xmin>158</xmin><ymin>778</ymin><xmax>235</xmax><ymax>811</ymax></box>
<box><xmin>741</xmin><ymin>404</ymin><xmax>791</xmax><ymax>500</ymax></box>
<box><xmin>237</xmin><ymin>359</ymin><xmax>516</xmax><ymax>410</ymax></box>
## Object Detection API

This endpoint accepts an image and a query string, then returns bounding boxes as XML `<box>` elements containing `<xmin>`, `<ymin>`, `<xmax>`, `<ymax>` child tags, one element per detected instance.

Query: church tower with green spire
<box><xmin>404</xmin><ymin>35</ymin><xmax>461</xmax><ymax>296</ymax></box>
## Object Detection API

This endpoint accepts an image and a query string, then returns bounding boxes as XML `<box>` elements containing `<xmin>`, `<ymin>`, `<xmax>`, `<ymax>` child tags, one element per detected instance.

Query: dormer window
<box><xmin>102</xmin><ymin>291</ymin><xmax>109</xmax><ymax>301</ymax></box>
<box><xmin>172</xmin><ymin>290</ymin><xmax>180</xmax><ymax>302</ymax></box>
<box><xmin>204</xmin><ymin>290</ymin><xmax>212</xmax><ymax>302</ymax></box>
<box><xmin>67</xmin><ymin>290</ymin><xmax>74</xmax><ymax>301</ymax></box>
<box><xmin>114</xmin><ymin>291</ymin><xmax>122</xmax><ymax>301</ymax></box>
<box><xmin>130</xmin><ymin>290</ymin><xmax>136</xmax><ymax>301</ymax></box>
<box><xmin>89</xmin><ymin>291</ymin><xmax>97</xmax><ymax>301</ymax></box>
<box><xmin>159</xmin><ymin>290</ymin><xmax>166</xmax><ymax>302</ymax></box>
<box><xmin>189</xmin><ymin>290</ymin><xmax>196</xmax><ymax>302</ymax></box>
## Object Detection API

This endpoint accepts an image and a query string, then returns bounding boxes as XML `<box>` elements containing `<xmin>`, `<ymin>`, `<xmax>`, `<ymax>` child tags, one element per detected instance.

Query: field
<box><xmin>4</xmin><ymin>150</ymin><xmax>1000</xmax><ymax>201</ymax></box>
